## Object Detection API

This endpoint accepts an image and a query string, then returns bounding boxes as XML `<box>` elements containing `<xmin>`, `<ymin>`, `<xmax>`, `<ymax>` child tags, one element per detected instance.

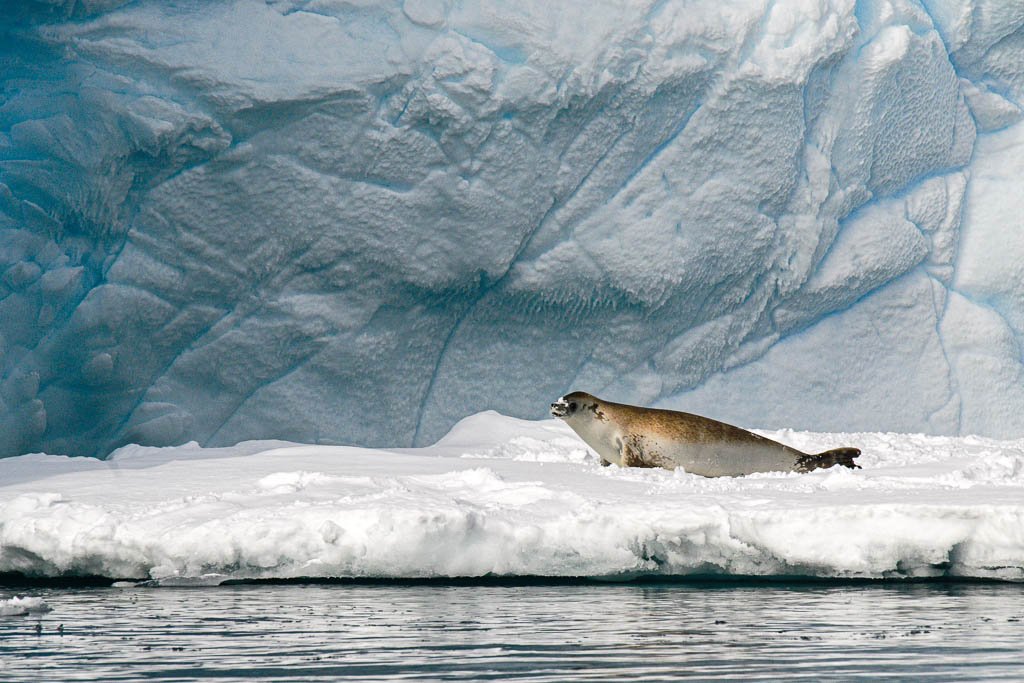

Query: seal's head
<box><xmin>550</xmin><ymin>391</ymin><xmax>600</xmax><ymax>421</ymax></box>
<box><xmin>551</xmin><ymin>391</ymin><xmax>617</xmax><ymax>464</ymax></box>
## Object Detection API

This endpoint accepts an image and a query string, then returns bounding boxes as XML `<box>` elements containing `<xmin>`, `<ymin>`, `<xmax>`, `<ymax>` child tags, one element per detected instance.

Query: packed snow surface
<box><xmin>2</xmin><ymin>0</ymin><xmax>1024</xmax><ymax>457</ymax></box>
<box><xmin>1</xmin><ymin>413</ymin><xmax>1022</xmax><ymax>583</ymax></box>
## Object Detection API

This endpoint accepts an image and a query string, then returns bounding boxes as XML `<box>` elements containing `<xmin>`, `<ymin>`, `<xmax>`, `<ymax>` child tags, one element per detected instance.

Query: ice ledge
<box><xmin>1</xmin><ymin>413</ymin><xmax>1022</xmax><ymax>583</ymax></box>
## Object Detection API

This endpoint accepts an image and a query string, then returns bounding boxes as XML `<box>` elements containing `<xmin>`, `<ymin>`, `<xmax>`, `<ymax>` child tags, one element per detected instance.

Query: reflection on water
<box><xmin>1</xmin><ymin>581</ymin><xmax>1022</xmax><ymax>681</ymax></box>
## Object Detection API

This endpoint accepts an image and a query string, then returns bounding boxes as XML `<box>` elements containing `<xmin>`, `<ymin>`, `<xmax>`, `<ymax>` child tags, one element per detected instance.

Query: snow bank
<box><xmin>1</xmin><ymin>413</ymin><xmax>1022</xmax><ymax>582</ymax></box>
<box><xmin>1</xmin><ymin>0</ymin><xmax>1023</xmax><ymax>457</ymax></box>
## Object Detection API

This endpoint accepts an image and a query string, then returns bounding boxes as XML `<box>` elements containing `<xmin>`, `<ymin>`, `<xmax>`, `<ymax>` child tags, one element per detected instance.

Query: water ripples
<box><xmin>1</xmin><ymin>582</ymin><xmax>1022</xmax><ymax>681</ymax></box>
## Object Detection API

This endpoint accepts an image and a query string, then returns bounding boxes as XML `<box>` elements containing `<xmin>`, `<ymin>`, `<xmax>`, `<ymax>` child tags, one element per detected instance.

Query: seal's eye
<box><xmin>569</xmin><ymin>402</ymin><xmax>577</xmax><ymax>412</ymax></box>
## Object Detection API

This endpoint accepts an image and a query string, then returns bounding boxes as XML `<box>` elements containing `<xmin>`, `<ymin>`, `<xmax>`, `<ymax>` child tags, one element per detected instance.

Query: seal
<box><xmin>550</xmin><ymin>391</ymin><xmax>860</xmax><ymax>477</ymax></box>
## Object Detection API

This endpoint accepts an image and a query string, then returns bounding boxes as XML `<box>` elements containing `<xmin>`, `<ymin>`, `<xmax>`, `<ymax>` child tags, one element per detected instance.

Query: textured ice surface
<box><xmin>1</xmin><ymin>413</ymin><xmax>1023</xmax><ymax>582</ymax></box>
<box><xmin>0</xmin><ymin>0</ymin><xmax>1023</xmax><ymax>457</ymax></box>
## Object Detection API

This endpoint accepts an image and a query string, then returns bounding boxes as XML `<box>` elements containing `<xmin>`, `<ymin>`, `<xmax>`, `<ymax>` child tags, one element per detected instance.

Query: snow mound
<box><xmin>0</xmin><ymin>413</ymin><xmax>1022</xmax><ymax>583</ymax></box>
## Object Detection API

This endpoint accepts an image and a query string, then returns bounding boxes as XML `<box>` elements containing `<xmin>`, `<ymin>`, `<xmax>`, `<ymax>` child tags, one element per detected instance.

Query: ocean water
<box><xmin>1</xmin><ymin>581</ymin><xmax>1022</xmax><ymax>681</ymax></box>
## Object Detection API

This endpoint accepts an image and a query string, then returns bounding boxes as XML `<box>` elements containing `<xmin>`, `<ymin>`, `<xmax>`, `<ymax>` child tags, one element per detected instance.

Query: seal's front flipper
<box><xmin>796</xmin><ymin>447</ymin><xmax>861</xmax><ymax>472</ymax></box>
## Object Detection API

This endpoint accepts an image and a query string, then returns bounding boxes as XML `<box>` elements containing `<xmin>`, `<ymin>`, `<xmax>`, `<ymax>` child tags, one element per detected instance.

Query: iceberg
<box><xmin>0</xmin><ymin>0</ymin><xmax>1023</xmax><ymax>457</ymax></box>
<box><xmin>1</xmin><ymin>412</ymin><xmax>1022</xmax><ymax>582</ymax></box>
<box><xmin>0</xmin><ymin>595</ymin><xmax>51</xmax><ymax>616</ymax></box>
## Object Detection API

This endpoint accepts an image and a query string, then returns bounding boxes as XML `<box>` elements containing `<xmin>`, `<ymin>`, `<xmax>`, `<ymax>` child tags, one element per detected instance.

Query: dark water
<box><xmin>1</xmin><ymin>581</ymin><xmax>1022</xmax><ymax>681</ymax></box>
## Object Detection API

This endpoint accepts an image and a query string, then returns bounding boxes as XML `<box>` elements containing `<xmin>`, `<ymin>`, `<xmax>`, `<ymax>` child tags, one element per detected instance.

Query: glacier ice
<box><xmin>0</xmin><ymin>0</ymin><xmax>1023</xmax><ymax>457</ymax></box>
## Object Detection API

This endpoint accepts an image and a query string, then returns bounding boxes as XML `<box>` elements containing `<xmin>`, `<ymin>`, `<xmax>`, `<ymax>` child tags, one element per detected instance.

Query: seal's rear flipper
<box><xmin>796</xmin><ymin>447</ymin><xmax>861</xmax><ymax>472</ymax></box>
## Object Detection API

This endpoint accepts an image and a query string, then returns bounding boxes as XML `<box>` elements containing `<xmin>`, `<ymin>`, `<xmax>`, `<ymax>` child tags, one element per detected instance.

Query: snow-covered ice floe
<box><xmin>1</xmin><ymin>412</ymin><xmax>1023</xmax><ymax>583</ymax></box>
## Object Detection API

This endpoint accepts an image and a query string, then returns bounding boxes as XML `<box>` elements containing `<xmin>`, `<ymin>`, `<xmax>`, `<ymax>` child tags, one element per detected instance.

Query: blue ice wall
<box><xmin>1</xmin><ymin>0</ymin><xmax>1023</xmax><ymax>457</ymax></box>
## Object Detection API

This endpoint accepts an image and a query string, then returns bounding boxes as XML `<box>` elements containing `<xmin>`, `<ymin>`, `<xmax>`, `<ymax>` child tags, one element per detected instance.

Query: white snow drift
<box><xmin>1</xmin><ymin>413</ymin><xmax>1022</xmax><ymax>582</ymax></box>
